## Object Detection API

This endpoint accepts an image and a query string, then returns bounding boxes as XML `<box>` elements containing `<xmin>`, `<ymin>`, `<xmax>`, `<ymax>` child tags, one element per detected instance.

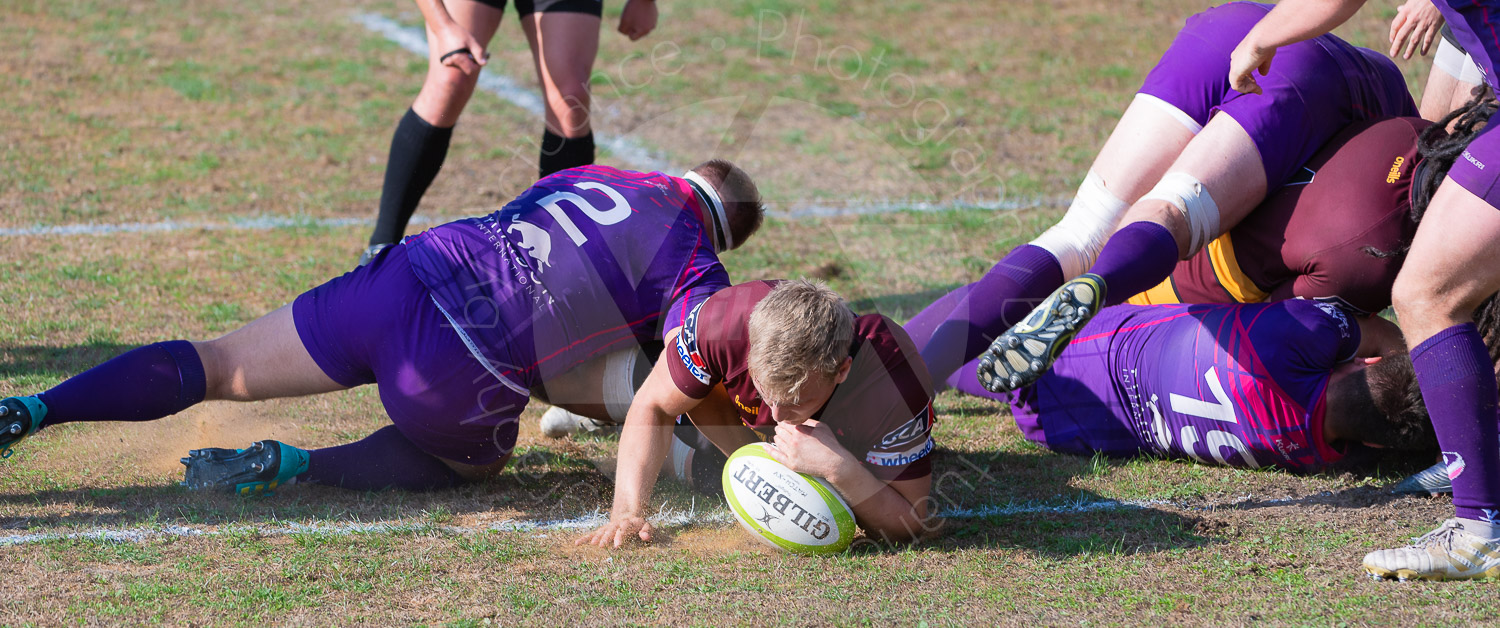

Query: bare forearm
<box><xmin>610</xmin><ymin>405</ymin><xmax>675</xmax><ymax>517</ymax></box>
<box><xmin>1243</xmin><ymin>0</ymin><xmax>1368</xmax><ymax>50</ymax></box>
<box><xmin>414</xmin><ymin>0</ymin><xmax>458</xmax><ymax>30</ymax></box>
<box><xmin>827</xmin><ymin>462</ymin><xmax>930</xmax><ymax>543</ymax></box>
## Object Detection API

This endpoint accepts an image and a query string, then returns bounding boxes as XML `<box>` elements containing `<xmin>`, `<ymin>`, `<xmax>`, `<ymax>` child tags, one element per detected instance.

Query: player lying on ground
<box><xmin>998</xmin><ymin>300</ymin><xmax>1432</xmax><ymax>471</ymax></box>
<box><xmin>0</xmin><ymin>162</ymin><xmax>763</xmax><ymax>494</ymax></box>
<box><xmin>578</xmin><ymin>280</ymin><xmax>937</xmax><ymax>546</ymax></box>
<box><xmin>911</xmin><ymin>115</ymin><xmax>1431</xmax><ymax>396</ymax></box>
<box><xmin>1228</xmin><ymin>0</ymin><xmax>1500</xmax><ymax>580</ymax></box>
<box><xmin>652</xmin><ymin>300</ymin><xmax>1430</xmax><ymax>491</ymax></box>
<box><xmin>905</xmin><ymin>2</ymin><xmax>1416</xmax><ymax>396</ymax></box>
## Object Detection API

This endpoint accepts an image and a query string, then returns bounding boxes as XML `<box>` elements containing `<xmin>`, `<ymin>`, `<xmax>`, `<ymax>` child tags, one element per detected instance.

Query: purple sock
<box><xmin>912</xmin><ymin>244</ymin><xmax>1063</xmax><ymax>386</ymax></box>
<box><xmin>1088</xmin><ymin>221</ymin><xmax>1181</xmax><ymax>307</ymax></box>
<box><xmin>36</xmin><ymin>341</ymin><xmax>206</xmax><ymax>426</ymax></box>
<box><xmin>1412</xmin><ymin>324</ymin><xmax>1500</xmax><ymax>523</ymax></box>
<box><xmin>300</xmin><ymin>425</ymin><xmax>464</xmax><ymax>491</ymax></box>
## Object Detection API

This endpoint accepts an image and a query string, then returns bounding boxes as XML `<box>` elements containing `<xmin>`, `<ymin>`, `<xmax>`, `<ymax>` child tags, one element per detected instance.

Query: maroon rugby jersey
<box><xmin>668</xmin><ymin>281</ymin><xmax>936</xmax><ymax>481</ymax></box>
<box><xmin>1130</xmin><ymin>117</ymin><xmax>1427</xmax><ymax>315</ymax></box>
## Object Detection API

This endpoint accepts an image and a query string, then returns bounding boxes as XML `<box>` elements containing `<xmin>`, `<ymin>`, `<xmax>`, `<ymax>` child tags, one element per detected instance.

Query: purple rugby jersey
<box><xmin>1009</xmin><ymin>300</ymin><xmax>1360</xmax><ymax>472</ymax></box>
<box><xmin>403</xmin><ymin>165</ymin><xmax>730</xmax><ymax>391</ymax></box>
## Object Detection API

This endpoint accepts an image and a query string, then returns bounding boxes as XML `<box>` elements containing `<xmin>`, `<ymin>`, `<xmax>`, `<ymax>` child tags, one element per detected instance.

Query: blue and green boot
<box><xmin>180</xmin><ymin>440</ymin><xmax>310</xmax><ymax>496</ymax></box>
<box><xmin>0</xmin><ymin>396</ymin><xmax>47</xmax><ymax>459</ymax></box>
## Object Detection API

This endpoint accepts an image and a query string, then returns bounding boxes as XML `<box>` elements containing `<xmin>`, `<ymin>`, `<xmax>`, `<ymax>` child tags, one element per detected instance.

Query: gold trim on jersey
<box><xmin>1127</xmin><ymin>279</ymin><xmax>1181</xmax><ymax>305</ymax></box>
<box><xmin>1205</xmin><ymin>233</ymin><xmax>1270</xmax><ymax>303</ymax></box>
<box><xmin>1124</xmin><ymin>233</ymin><xmax>1269</xmax><ymax>306</ymax></box>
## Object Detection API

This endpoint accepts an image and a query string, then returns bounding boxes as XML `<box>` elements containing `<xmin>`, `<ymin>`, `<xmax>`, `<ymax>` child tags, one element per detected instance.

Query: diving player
<box><xmin>579</xmin><ymin>279</ymin><xmax>937</xmax><ymax>547</ymax></box>
<box><xmin>0</xmin><ymin>161</ymin><xmax>764</xmax><ymax>495</ymax></box>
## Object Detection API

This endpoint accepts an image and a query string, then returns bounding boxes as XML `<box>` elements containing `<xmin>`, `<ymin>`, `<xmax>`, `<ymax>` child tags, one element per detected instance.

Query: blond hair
<box><xmin>746</xmin><ymin>279</ymin><xmax>855</xmax><ymax>404</ymax></box>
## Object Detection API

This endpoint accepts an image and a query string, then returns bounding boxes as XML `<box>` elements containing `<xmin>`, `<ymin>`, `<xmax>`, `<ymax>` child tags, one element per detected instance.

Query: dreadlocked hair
<box><xmin>1366</xmin><ymin>86</ymin><xmax>1498</xmax><ymax>261</ymax></box>
<box><xmin>1476</xmin><ymin>293</ymin><xmax>1500</xmax><ymax>368</ymax></box>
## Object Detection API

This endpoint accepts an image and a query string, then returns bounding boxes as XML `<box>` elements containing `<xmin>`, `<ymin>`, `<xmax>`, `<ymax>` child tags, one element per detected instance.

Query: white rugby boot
<box><xmin>1363</xmin><ymin>518</ymin><xmax>1500</xmax><ymax>581</ymax></box>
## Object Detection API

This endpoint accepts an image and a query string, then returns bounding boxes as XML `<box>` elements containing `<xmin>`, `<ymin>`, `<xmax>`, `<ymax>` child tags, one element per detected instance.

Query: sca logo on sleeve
<box><xmin>676</xmin><ymin>300</ymin><xmax>712</xmax><ymax>384</ymax></box>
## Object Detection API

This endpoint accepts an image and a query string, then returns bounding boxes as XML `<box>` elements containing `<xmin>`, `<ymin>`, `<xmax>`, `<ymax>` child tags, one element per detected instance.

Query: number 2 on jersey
<box><xmin>535</xmin><ymin>182</ymin><xmax>633</xmax><ymax>246</ymax></box>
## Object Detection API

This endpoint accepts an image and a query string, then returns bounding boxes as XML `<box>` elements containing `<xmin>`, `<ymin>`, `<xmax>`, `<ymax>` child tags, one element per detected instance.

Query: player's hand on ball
<box><xmin>617</xmin><ymin>0</ymin><xmax>658</xmax><ymax>41</ymax></box>
<box><xmin>578</xmin><ymin>514</ymin><xmax>655</xmax><ymax>548</ymax></box>
<box><xmin>769</xmin><ymin>420</ymin><xmax>854</xmax><ymax>480</ymax></box>
<box><xmin>1227</xmin><ymin>37</ymin><xmax>1274</xmax><ymax>95</ymax></box>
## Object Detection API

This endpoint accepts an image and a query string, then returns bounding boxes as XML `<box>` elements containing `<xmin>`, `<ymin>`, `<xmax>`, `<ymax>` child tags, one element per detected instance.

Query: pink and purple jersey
<box><xmin>404</xmin><ymin>165</ymin><xmax>729</xmax><ymax>391</ymax></box>
<box><xmin>1009</xmin><ymin>300</ymin><xmax>1360</xmax><ymax>472</ymax></box>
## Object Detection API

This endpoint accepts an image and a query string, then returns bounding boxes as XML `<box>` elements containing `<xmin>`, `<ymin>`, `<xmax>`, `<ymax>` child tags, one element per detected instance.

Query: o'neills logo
<box><xmin>732</xmin><ymin>464</ymin><xmax>832</xmax><ymax>540</ymax></box>
<box><xmin>734</xmin><ymin>394</ymin><xmax>759</xmax><ymax>416</ymax></box>
<box><xmin>1386</xmin><ymin>156</ymin><xmax>1404</xmax><ymax>183</ymax></box>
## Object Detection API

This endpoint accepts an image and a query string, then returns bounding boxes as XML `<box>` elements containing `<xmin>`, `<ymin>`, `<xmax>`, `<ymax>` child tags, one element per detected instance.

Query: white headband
<box><xmin>682</xmin><ymin>170</ymin><xmax>734</xmax><ymax>252</ymax></box>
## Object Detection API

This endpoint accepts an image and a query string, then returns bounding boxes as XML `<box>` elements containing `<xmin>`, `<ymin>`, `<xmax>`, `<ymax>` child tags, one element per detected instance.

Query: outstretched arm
<box><xmin>769</xmin><ymin>420</ymin><xmax>933</xmax><ymax>544</ymax></box>
<box><xmin>578</xmin><ymin>329</ymin><xmax>703</xmax><ymax>548</ymax></box>
<box><xmin>1229</xmin><ymin>0</ymin><xmax>1369</xmax><ymax>94</ymax></box>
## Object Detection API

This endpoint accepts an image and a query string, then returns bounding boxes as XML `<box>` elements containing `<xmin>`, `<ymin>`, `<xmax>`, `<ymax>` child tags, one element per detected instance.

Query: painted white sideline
<box><xmin>0</xmin><ymin>497</ymin><xmax>1175</xmax><ymax>547</ymax></box>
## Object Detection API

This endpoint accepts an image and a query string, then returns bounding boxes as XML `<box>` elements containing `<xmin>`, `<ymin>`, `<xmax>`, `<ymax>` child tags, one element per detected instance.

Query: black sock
<box><xmin>369</xmin><ymin>109</ymin><xmax>453</xmax><ymax>247</ymax></box>
<box><xmin>538</xmin><ymin>130</ymin><xmax>595</xmax><ymax>179</ymax></box>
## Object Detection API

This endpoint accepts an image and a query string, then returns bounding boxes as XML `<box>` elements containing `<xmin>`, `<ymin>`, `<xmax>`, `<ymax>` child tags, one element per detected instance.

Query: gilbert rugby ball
<box><xmin>722</xmin><ymin>442</ymin><xmax>857</xmax><ymax>555</ymax></box>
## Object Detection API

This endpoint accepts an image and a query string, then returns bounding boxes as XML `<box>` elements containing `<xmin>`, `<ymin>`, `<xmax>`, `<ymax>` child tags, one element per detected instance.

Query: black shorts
<box><xmin>1443</xmin><ymin>24</ymin><xmax>1467</xmax><ymax>55</ymax></box>
<box><xmin>473</xmin><ymin>0</ymin><xmax>602</xmax><ymax>18</ymax></box>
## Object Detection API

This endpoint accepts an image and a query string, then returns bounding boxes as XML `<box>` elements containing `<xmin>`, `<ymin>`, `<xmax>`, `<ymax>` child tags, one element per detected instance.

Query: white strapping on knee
<box><xmin>1133</xmin><ymin>93</ymin><xmax>1203</xmax><ymax>135</ymax></box>
<box><xmin>603</xmin><ymin>349</ymin><xmax>640</xmax><ymax>422</ymax></box>
<box><xmin>1141</xmin><ymin>172</ymin><xmax>1220</xmax><ymax>256</ymax></box>
<box><xmin>1031</xmin><ymin>170</ymin><xmax>1130</xmax><ymax>278</ymax></box>
<box><xmin>1434</xmin><ymin>38</ymin><xmax>1485</xmax><ymax>85</ymax></box>
<box><xmin>1461</xmin><ymin>52</ymin><xmax>1485</xmax><ymax>85</ymax></box>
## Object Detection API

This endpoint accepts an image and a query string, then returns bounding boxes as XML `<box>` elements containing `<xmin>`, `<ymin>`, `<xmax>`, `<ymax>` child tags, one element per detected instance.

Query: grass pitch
<box><xmin>2</xmin><ymin>0</ymin><xmax>1497</xmax><ymax>624</ymax></box>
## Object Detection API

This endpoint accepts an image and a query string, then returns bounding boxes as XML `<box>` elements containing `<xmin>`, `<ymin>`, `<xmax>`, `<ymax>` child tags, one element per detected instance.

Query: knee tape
<box><xmin>1435</xmin><ymin>38</ymin><xmax>1485</xmax><ymax>85</ymax></box>
<box><xmin>602</xmin><ymin>348</ymin><xmax>650</xmax><ymax>422</ymax></box>
<box><xmin>1142</xmin><ymin>172</ymin><xmax>1219</xmax><ymax>256</ymax></box>
<box><xmin>1031</xmin><ymin>170</ymin><xmax>1130</xmax><ymax>278</ymax></box>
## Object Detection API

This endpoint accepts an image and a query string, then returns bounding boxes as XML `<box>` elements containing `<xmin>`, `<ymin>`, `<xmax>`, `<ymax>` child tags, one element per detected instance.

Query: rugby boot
<box><xmin>357</xmin><ymin>243</ymin><xmax>391</xmax><ymax>267</ymax></box>
<box><xmin>539</xmin><ymin>406</ymin><xmax>616</xmax><ymax>438</ymax></box>
<box><xmin>976</xmin><ymin>274</ymin><xmax>1106</xmax><ymax>393</ymax></box>
<box><xmin>1392</xmin><ymin>460</ymin><xmax>1452</xmax><ymax>496</ymax></box>
<box><xmin>0</xmin><ymin>396</ymin><xmax>46</xmax><ymax>459</ymax></box>
<box><xmin>181</xmin><ymin>440</ymin><xmax>310</xmax><ymax>496</ymax></box>
<box><xmin>1363</xmin><ymin>518</ymin><xmax>1500</xmax><ymax>581</ymax></box>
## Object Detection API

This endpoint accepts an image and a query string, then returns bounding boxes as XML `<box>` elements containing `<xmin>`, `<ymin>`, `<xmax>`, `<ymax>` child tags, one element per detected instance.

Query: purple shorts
<box><xmin>1436</xmin><ymin>1</ymin><xmax>1500</xmax><ymax>93</ymax></box>
<box><xmin>293</xmin><ymin>245</ymin><xmax>527</xmax><ymax>465</ymax></box>
<box><xmin>1138</xmin><ymin>2</ymin><xmax>1416</xmax><ymax>189</ymax></box>
<box><xmin>1437</xmin><ymin>2</ymin><xmax>1500</xmax><ymax>208</ymax></box>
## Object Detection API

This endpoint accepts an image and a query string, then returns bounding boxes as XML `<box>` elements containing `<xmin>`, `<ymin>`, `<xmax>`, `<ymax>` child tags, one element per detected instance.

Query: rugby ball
<box><xmin>722</xmin><ymin>442</ymin><xmax>857</xmax><ymax>555</ymax></box>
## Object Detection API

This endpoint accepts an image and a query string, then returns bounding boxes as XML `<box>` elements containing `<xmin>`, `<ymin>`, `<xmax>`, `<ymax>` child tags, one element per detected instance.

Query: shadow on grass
<box><xmin>0</xmin><ymin>343</ymin><xmax>139</xmax><ymax>383</ymax></box>
<box><xmin>848</xmin><ymin>283</ymin><xmax>963</xmax><ymax>320</ymax></box>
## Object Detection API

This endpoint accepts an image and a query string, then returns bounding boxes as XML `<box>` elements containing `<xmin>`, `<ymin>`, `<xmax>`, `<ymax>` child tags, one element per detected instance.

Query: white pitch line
<box><xmin>0</xmin><ymin>215</ymin><xmax>463</xmax><ymax>238</ymax></box>
<box><xmin>350</xmin><ymin>12</ymin><xmax>674</xmax><ymax>175</ymax></box>
<box><xmin>0</xmin><ymin>497</ymin><xmax>1173</xmax><ymax>547</ymax></box>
